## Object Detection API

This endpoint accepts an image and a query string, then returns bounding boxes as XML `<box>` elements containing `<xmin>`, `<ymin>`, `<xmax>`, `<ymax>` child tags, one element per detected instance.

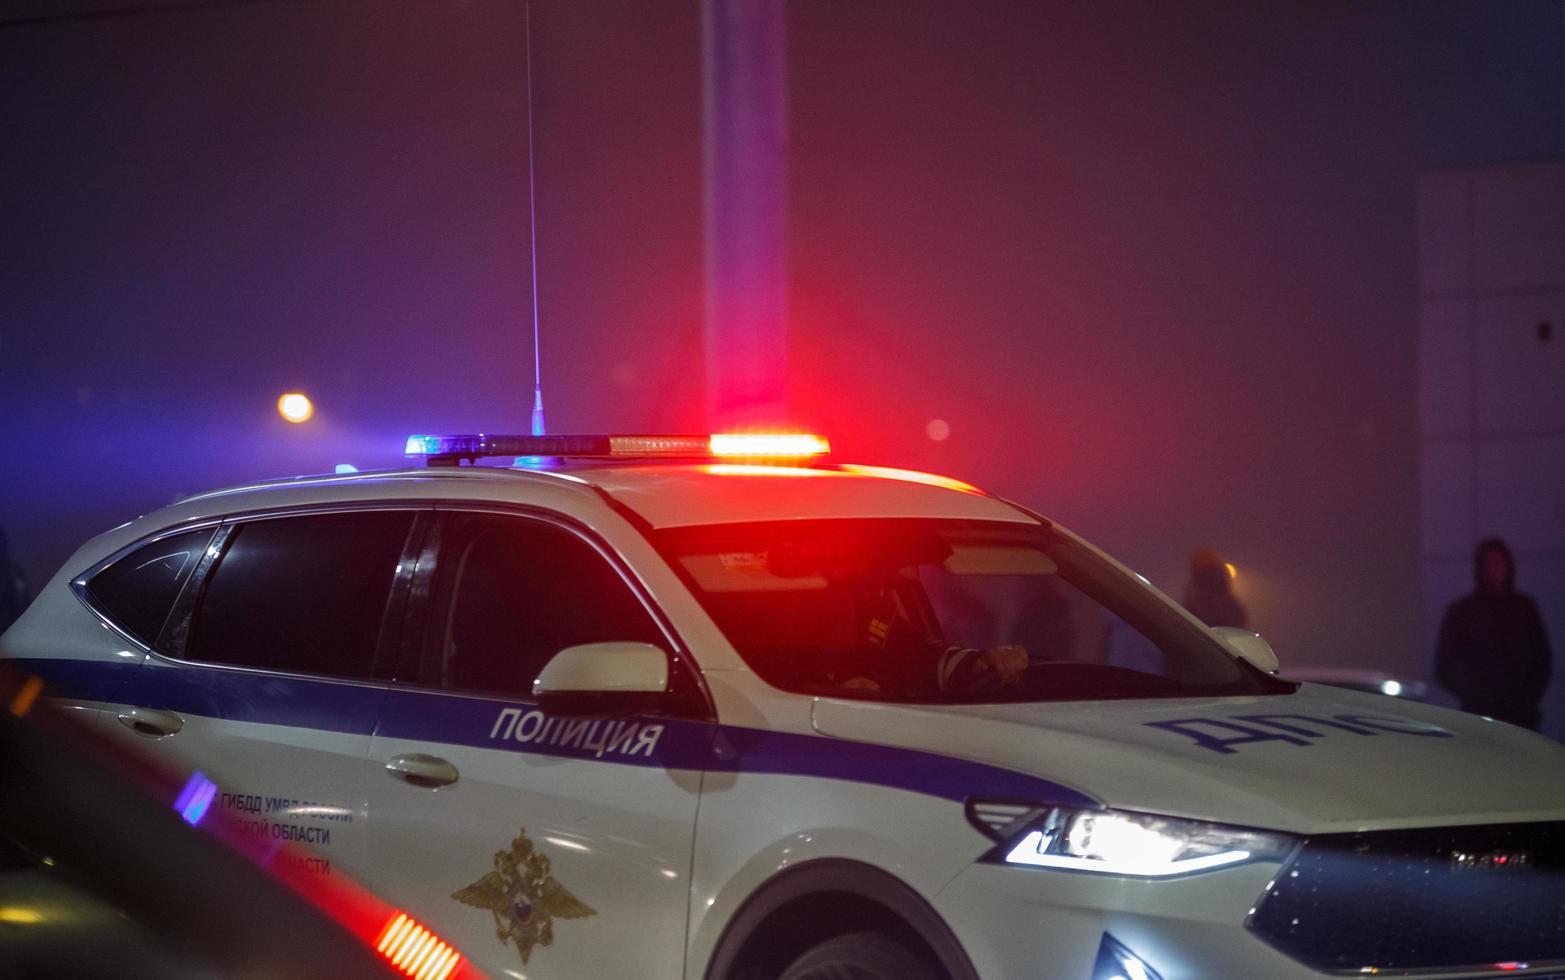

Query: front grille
<box><xmin>1248</xmin><ymin>821</ymin><xmax>1565</xmax><ymax>974</ymax></box>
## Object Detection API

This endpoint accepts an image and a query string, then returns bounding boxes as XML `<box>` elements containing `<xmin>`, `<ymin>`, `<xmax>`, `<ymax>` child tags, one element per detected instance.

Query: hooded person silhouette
<box><xmin>1436</xmin><ymin>538</ymin><xmax>1553</xmax><ymax>730</ymax></box>
<box><xmin>1181</xmin><ymin>548</ymin><xmax>1247</xmax><ymax>630</ymax></box>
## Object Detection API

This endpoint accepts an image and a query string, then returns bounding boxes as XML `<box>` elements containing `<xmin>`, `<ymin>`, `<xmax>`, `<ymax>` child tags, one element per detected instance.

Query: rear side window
<box><xmin>88</xmin><ymin>527</ymin><xmax>216</xmax><ymax>646</ymax></box>
<box><xmin>421</xmin><ymin>513</ymin><xmax>663</xmax><ymax>698</ymax></box>
<box><xmin>185</xmin><ymin>511</ymin><xmax>413</xmax><ymax>678</ymax></box>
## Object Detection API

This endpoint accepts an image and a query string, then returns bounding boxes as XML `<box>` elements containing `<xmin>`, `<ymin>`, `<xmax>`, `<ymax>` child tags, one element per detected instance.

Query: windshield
<box><xmin>656</xmin><ymin>518</ymin><xmax>1290</xmax><ymax>704</ymax></box>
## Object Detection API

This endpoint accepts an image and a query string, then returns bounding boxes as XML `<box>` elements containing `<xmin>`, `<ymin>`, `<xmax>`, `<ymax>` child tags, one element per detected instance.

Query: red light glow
<box><xmin>705</xmin><ymin>464</ymin><xmax>818</xmax><ymax>477</ymax></box>
<box><xmin>709</xmin><ymin>433</ymin><xmax>830</xmax><ymax>457</ymax></box>
<box><xmin>837</xmin><ymin>463</ymin><xmax>982</xmax><ymax>494</ymax></box>
<box><xmin>376</xmin><ymin>912</ymin><xmax>462</xmax><ymax>980</ymax></box>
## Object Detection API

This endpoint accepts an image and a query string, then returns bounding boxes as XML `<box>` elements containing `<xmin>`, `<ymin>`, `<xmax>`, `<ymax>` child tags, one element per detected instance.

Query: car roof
<box><xmin>155</xmin><ymin>461</ymin><xmax>1039</xmax><ymax>531</ymax></box>
<box><xmin>566</xmin><ymin>463</ymin><xmax>1038</xmax><ymax>527</ymax></box>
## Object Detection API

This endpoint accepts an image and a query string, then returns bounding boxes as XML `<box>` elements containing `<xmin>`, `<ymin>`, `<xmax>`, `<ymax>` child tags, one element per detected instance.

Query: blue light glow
<box><xmin>405</xmin><ymin>435</ymin><xmax>442</xmax><ymax>455</ymax></box>
<box><xmin>173</xmin><ymin>771</ymin><xmax>218</xmax><ymax>826</ymax></box>
<box><xmin>334</xmin><ymin>463</ymin><xmax>359</xmax><ymax>474</ymax></box>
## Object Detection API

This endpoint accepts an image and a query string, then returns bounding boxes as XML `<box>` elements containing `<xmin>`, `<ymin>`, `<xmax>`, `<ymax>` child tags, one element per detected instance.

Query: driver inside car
<box><xmin>769</xmin><ymin>533</ymin><xmax>1028</xmax><ymax>698</ymax></box>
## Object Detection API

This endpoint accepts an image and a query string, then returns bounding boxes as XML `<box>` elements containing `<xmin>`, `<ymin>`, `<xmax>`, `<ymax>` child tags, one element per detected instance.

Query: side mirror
<box><xmin>1212</xmin><ymin>626</ymin><xmax>1280</xmax><ymax>674</ymax></box>
<box><xmin>532</xmin><ymin>642</ymin><xmax>670</xmax><ymax>718</ymax></box>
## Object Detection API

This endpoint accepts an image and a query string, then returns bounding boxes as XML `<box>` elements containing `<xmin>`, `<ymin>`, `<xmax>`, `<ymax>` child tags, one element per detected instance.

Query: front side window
<box><xmin>419</xmin><ymin>513</ymin><xmax>664</xmax><ymax>698</ymax></box>
<box><xmin>658</xmin><ymin>519</ymin><xmax>1290</xmax><ymax>704</ymax></box>
<box><xmin>184</xmin><ymin>510</ymin><xmax>414</xmax><ymax>678</ymax></box>
<box><xmin>87</xmin><ymin>527</ymin><xmax>215</xmax><ymax>646</ymax></box>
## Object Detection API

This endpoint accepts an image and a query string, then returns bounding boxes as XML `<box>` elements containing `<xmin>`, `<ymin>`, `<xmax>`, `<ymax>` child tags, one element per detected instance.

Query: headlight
<box><xmin>967</xmin><ymin>800</ymin><xmax>1296</xmax><ymax>877</ymax></box>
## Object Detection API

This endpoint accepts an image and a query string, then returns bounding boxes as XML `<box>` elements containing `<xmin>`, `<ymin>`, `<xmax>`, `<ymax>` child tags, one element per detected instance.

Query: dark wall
<box><xmin>786</xmin><ymin>1</ymin><xmax>1426</xmax><ymax>673</ymax></box>
<box><xmin>1414</xmin><ymin>0</ymin><xmax>1565</xmax><ymax>167</ymax></box>
<box><xmin>1</xmin><ymin>0</ymin><xmax>703</xmax><ymax>585</ymax></box>
<box><xmin>3</xmin><ymin>0</ymin><xmax>1560</xmax><ymax>681</ymax></box>
<box><xmin>779</xmin><ymin>0</ymin><xmax>1564</xmax><ymax>677</ymax></box>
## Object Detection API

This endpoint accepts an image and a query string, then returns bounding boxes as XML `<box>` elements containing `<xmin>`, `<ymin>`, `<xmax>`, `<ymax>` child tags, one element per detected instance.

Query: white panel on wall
<box><xmin>1476</xmin><ymin>437</ymin><xmax>1565</xmax><ymax>552</ymax></box>
<box><xmin>1419</xmin><ymin>299</ymin><xmax>1472</xmax><ymax>437</ymax></box>
<box><xmin>1420</xmin><ymin>438</ymin><xmax>1474</xmax><ymax>555</ymax></box>
<box><xmin>1420</xmin><ymin>161</ymin><xmax>1562</xmax><ymax>720</ymax></box>
<box><xmin>1474</xmin><ymin>292</ymin><xmax>1565</xmax><ymax>434</ymax></box>
<box><xmin>1417</xmin><ymin>171</ymin><xmax>1470</xmax><ymax>296</ymax></box>
<box><xmin>1472</xmin><ymin>161</ymin><xmax>1565</xmax><ymax>292</ymax></box>
<box><xmin>1515</xmin><ymin>556</ymin><xmax>1565</xmax><ymax>642</ymax></box>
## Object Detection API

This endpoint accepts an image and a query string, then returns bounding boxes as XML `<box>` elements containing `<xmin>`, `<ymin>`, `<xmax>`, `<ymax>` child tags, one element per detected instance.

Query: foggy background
<box><xmin>3</xmin><ymin>1</ymin><xmax>1562</xmax><ymax>711</ymax></box>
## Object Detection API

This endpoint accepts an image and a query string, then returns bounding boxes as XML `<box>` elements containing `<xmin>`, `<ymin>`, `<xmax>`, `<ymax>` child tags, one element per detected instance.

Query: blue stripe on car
<box><xmin>13</xmin><ymin>657</ymin><xmax>1094</xmax><ymax>807</ymax></box>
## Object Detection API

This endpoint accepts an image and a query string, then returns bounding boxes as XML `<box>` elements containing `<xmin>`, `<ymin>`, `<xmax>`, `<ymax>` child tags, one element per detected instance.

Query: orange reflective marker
<box><xmin>375</xmin><ymin>912</ymin><xmax>461</xmax><ymax>980</ymax></box>
<box><xmin>8</xmin><ymin>675</ymin><xmax>43</xmax><ymax>718</ymax></box>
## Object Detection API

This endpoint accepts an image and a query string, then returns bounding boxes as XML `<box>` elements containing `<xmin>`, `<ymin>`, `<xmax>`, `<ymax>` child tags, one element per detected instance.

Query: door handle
<box><xmin>385</xmin><ymin>753</ymin><xmax>459</xmax><ymax>789</ymax></box>
<box><xmin>116</xmin><ymin>707</ymin><xmax>184</xmax><ymax>738</ymax></box>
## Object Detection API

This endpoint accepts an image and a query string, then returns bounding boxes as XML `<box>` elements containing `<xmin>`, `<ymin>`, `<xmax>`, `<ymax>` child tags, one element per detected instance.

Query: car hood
<box><xmin>811</xmin><ymin>683</ymin><xmax>1565</xmax><ymax>833</ymax></box>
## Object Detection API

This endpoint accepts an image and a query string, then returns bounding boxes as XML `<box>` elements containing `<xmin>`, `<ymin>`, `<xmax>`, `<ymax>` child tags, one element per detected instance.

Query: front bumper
<box><xmin>935</xmin><ymin>859</ymin><xmax>1565</xmax><ymax>980</ymax></box>
<box><xmin>934</xmin><ymin>859</ymin><xmax>1313</xmax><ymax>979</ymax></box>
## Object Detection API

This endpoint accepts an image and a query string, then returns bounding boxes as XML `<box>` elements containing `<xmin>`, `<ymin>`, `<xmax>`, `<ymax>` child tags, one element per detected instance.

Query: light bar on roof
<box><xmin>709</xmin><ymin>433</ymin><xmax>830</xmax><ymax>457</ymax></box>
<box><xmin>610</xmin><ymin>435</ymin><xmax>717</xmax><ymax>455</ymax></box>
<box><xmin>404</xmin><ymin>434</ymin><xmax>710</xmax><ymax>459</ymax></box>
<box><xmin>404</xmin><ymin>432</ymin><xmax>829</xmax><ymax>463</ymax></box>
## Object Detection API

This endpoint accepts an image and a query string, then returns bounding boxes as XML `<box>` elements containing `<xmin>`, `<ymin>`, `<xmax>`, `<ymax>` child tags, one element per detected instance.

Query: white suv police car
<box><xmin>5</xmin><ymin>432</ymin><xmax>1565</xmax><ymax>980</ymax></box>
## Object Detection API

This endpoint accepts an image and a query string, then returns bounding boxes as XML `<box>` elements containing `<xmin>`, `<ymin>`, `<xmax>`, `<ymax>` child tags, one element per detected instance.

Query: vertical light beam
<box><xmin>525</xmin><ymin>2</ymin><xmax>547</xmax><ymax>436</ymax></box>
<box><xmin>702</xmin><ymin>0</ymin><xmax>789</xmax><ymax>428</ymax></box>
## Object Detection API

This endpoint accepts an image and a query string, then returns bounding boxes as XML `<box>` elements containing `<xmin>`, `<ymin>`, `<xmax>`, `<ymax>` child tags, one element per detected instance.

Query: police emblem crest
<box><xmin>451</xmin><ymin>828</ymin><xmax>596</xmax><ymax>963</ymax></box>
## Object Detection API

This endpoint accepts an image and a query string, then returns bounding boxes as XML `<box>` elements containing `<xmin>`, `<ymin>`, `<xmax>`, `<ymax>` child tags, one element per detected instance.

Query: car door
<box><xmin>101</xmin><ymin>507</ymin><xmax>426</xmax><ymax>882</ymax></box>
<box><xmin>365</xmin><ymin>508</ymin><xmax>713</xmax><ymax>979</ymax></box>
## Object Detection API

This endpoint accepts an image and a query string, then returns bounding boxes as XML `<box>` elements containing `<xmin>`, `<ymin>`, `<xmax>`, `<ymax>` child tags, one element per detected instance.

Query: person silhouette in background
<box><xmin>1436</xmin><ymin>538</ymin><xmax>1553</xmax><ymax>731</ymax></box>
<box><xmin>0</xmin><ymin>525</ymin><xmax>29</xmax><ymax>634</ymax></box>
<box><xmin>1182</xmin><ymin>548</ymin><xmax>1248</xmax><ymax>629</ymax></box>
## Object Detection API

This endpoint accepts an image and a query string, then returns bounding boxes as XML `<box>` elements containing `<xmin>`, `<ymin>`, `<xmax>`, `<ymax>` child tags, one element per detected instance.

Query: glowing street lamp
<box><xmin>277</xmin><ymin>392</ymin><xmax>314</xmax><ymax>424</ymax></box>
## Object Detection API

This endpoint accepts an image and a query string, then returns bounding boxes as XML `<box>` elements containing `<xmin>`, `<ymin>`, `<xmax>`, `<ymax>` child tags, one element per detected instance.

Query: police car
<box><xmin>4</xmin><ymin>431</ymin><xmax>1564</xmax><ymax>980</ymax></box>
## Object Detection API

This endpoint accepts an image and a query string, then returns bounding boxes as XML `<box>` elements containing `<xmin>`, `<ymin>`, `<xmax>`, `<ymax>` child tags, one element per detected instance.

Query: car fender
<box><xmin>700</xmin><ymin>858</ymin><xmax>979</xmax><ymax>980</ymax></box>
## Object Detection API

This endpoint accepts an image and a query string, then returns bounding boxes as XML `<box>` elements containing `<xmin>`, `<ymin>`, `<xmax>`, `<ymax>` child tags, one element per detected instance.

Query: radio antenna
<box><xmin>525</xmin><ymin>1</ymin><xmax>546</xmax><ymax>436</ymax></box>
